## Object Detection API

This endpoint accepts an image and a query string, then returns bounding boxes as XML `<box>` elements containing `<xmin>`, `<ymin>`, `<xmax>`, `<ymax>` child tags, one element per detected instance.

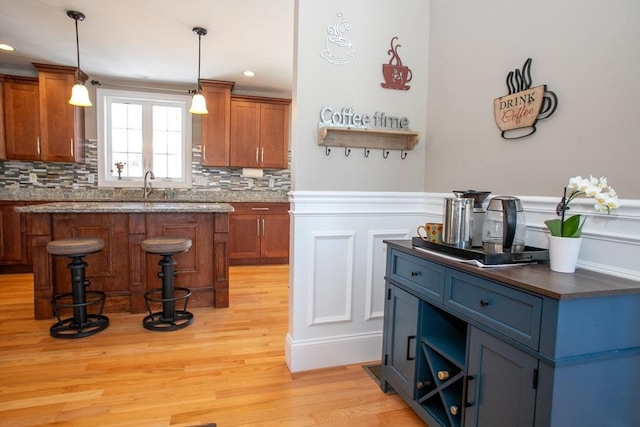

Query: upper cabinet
<box><xmin>2</xmin><ymin>65</ymin><xmax>86</xmax><ymax>163</ymax></box>
<box><xmin>200</xmin><ymin>80</ymin><xmax>234</xmax><ymax>167</ymax></box>
<box><xmin>0</xmin><ymin>75</ymin><xmax>5</xmax><ymax>160</ymax></box>
<box><xmin>229</xmin><ymin>96</ymin><xmax>290</xmax><ymax>169</ymax></box>
<box><xmin>33</xmin><ymin>63</ymin><xmax>85</xmax><ymax>163</ymax></box>
<box><xmin>3</xmin><ymin>75</ymin><xmax>40</xmax><ymax>160</ymax></box>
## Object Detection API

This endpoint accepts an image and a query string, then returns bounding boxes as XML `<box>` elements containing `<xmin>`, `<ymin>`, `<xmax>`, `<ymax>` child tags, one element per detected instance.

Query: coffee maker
<box><xmin>453</xmin><ymin>190</ymin><xmax>491</xmax><ymax>247</ymax></box>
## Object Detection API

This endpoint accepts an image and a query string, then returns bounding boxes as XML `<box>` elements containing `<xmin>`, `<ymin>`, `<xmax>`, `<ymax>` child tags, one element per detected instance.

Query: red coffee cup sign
<box><xmin>381</xmin><ymin>37</ymin><xmax>412</xmax><ymax>91</ymax></box>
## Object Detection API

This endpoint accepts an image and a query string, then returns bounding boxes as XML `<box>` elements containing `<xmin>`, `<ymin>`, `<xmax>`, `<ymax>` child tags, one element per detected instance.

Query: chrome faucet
<box><xmin>143</xmin><ymin>170</ymin><xmax>155</xmax><ymax>199</ymax></box>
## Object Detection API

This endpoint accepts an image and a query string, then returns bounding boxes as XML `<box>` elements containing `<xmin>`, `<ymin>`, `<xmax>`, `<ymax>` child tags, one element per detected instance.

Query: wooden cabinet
<box><xmin>382</xmin><ymin>284</ymin><xmax>419</xmax><ymax>398</ymax></box>
<box><xmin>3</xmin><ymin>76</ymin><xmax>40</xmax><ymax>160</ymax></box>
<box><xmin>0</xmin><ymin>202</ymin><xmax>27</xmax><ymax>267</ymax></box>
<box><xmin>1</xmin><ymin>65</ymin><xmax>85</xmax><ymax>162</ymax></box>
<box><xmin>382</xmin><ymin>241</ymin><xmax>640</xmax><ymax>427</ymax></box>
<box><xmin>33</xmin><ymin>63</ymin><xmax>85</xmax><ymax>163</ymax></box>
<box><xmin>23</xmin><ymin>208</ymin><xmax>230</xmax><ymax>319</ymax></box>
<box><xmin>0</xmin><ymin>75</ymin><xmax>6</xmax><ymax>159</ymax></box>
<box><xmin>200</xmin><ymin>80</ymin><xmax>234</xmax><ymax>167</ymax></box>
<box><xmin>229</xmin><ymin>96</ymin><xmax>290</xmax><ymax>169</ymax></box>
<box><xmin>229</xmin><ymin>203</ymin><xmax>289</xmax><ymax>265</ymax></box>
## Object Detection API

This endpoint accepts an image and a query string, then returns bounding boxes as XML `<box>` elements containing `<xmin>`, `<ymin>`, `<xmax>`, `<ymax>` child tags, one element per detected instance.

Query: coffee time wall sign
<box><xmin>494</xmin><ymin>58</ymin><xmax>558</xmax><ymax>139</ymax></box>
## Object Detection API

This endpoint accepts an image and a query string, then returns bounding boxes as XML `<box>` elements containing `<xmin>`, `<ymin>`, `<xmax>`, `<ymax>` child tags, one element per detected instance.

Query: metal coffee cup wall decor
<box><xmin>381</xmin><ymin>37</ymin><xmax>412</xmax><ymax>90</ymax></box>
<box><xmin>494</xmin><ymin>58</ymin><xmax>558</xmax><ymax>139</ymax></box>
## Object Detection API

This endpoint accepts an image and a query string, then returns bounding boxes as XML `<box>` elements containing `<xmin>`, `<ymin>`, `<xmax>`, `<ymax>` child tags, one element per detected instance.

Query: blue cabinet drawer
<box><xmin>444</xmin><ymin>269</ymin><xmax>542</xmax><ymax>349</ymax></box>
<box><xmin>388</xmin><ymin>248</ymin><xmax>445</xmax><ymax>303</ymax></box>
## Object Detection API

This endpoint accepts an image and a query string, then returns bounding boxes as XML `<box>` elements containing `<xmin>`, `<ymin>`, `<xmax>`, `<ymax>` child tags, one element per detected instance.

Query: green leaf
<box><xmin>545</xmin><ymin>215</ymin><xmax>582</xmax><ymax>237</ymax></box>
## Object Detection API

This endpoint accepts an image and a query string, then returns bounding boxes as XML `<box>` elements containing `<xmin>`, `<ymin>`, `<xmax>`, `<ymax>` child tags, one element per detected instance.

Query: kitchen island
<box><xmin>16</xmin><ymin>202</ymin><xmax>234</xmax><ymax>320</ymax></box>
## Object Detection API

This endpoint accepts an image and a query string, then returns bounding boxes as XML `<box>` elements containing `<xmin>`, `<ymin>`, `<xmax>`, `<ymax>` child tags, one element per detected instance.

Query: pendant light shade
<box><xmin>69</xmin><ymin>82</ymin><xmax>92</xmax><ymax>106</ymax></box>
<box><xmin>189</xmin><ymin>27</ymin><xmax>208</xmax><ymax>115</ymax></box>
<box><xmin>67</xmin><ymin>10</ymin><xmax>92</xmax><ymax>107</ymax></box>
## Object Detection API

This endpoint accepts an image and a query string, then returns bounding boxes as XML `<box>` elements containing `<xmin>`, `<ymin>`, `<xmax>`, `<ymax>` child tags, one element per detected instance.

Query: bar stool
<box><xmin>47</xmin><ymin>237</ymin><xmax>109</xmax><ymax>339</ymax></box>
<box><xmin>142</xmin><ymin>237</ymin><xmax>194</xmax><ymax>331</ymax></box>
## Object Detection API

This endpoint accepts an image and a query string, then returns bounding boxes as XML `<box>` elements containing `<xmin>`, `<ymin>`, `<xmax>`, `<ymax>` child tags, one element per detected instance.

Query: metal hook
<box><xmin>364</xmin><ymin>148</ymin><xmax>370</xmax><ymax>158</ymax></box>
<box><xmin>325</xmin><ymin>146</ymin><xmax>331</xmax><ymax>156</ymax></box>
<box><xmin>344</xmin><ymin>147</ymin><xmax>351</xmax><ymax>157</ymax></box>
<box><xmin>383</xmin><ymin>149</ymin><xmax>390</xmax><ymax>159</ymax></box>
<box><xmin>400</xmin><ymin>150</ymin><xmax>408</xmax><ymax>159</ymax></box>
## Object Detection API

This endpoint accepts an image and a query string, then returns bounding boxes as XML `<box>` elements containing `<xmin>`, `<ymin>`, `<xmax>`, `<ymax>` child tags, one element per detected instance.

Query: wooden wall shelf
<box><xmin>318</xmin><ymin>126</ymin><xmax>419</xmax><ymax>151</ymax></box>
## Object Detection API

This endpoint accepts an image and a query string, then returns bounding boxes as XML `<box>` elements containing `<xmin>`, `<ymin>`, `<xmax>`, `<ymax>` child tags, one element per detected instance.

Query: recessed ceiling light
<box><xmin>243</xmin><ymin>70</ymin><xmax>255</xmax><ymax>77</ymax></box>
<box><xmin>0</xmin><ymin>43</ymin><xmax>15</xmax><ymax>51</ymax></box>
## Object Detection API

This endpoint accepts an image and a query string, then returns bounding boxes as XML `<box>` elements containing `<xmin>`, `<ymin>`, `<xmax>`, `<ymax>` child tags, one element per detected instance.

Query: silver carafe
<box><xmin>454</xmin><ymin>190</ymin><xmax>491</xmax><ymax>247</ymax></box>
<box><xmin>442</xmin><ymin>196</ymin><xmax>474</xmax><ymax>249</ymax></box>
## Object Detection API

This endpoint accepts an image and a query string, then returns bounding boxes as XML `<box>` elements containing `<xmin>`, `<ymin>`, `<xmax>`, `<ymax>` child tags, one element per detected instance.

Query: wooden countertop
<box><xmin>14</xmin><ymin>201</ymin><xmax>234</xmax><ymax>213</ymax></box>
<box><xmin>386</xmin><ymin>240</ymin><xmax>640</xmax><ymax>300</ymax></box>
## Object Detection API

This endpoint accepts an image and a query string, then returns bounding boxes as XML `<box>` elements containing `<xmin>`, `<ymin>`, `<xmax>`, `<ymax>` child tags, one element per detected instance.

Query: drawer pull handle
<box><xmin>406</xmin><ymin>335</ymin><xmax>416</xmax><ymax>361</ymax></box>
<box><xmin>410</xmin><ymin>271</ymin><xmax>421</xmax><ymax>277</ymax></box>
<box><xmin>480</xmin><ymin>299</ymin><xmax>490</xmax><ymax>307</ymax></box>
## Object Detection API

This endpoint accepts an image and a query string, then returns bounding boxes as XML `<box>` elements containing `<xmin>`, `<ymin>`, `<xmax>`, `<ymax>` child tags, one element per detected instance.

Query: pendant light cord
<box><xmin>75</xmin><ymin>19</ymin><xmax>81</xmax><ymax>75</ymax></box>
<box><xmin>197</xmin><ymin>32</ymin><xmax>202</xmax><ymax>92</ymax></box>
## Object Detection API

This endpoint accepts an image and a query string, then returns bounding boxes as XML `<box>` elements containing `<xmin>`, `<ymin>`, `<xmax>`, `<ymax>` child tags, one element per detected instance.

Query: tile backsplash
<box><xmin>0</xmin><ymin>139</ymin><xmax>291</xmax><ymax>192</ymax></box>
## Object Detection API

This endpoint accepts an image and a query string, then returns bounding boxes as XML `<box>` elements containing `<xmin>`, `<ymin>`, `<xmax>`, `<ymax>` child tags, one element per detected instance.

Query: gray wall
<box><xmin>425</xmin><ymin>0</ymin><xmax>640</xmax><ymax>198</ymax></box>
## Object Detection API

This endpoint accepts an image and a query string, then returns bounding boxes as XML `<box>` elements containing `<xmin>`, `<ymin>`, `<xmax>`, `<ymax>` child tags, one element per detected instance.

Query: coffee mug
<box><xmin>417</xmin><ymin>223</ymin><xmax>443</xmax><ymax>244</ymax></box>
<box><xmin>382</xmin><ymin>64</ymin><xmax>412</xmax><ymax>89</ymax></box>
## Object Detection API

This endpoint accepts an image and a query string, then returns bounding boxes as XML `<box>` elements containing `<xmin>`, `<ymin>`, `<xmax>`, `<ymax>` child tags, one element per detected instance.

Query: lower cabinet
<box><xmin>229</xmin><ymin>203</ymin><xmax>289</xmax><ymax>265</ymax></box>
<box><xmin>382</xmin><ymin>242</ymin><xmax>640</xmax><ymax>427</ymax></box>
<box><xmin>0</xmin><ymin>201</ymin><xmax>26</xmax><ymax>267</ymax></box>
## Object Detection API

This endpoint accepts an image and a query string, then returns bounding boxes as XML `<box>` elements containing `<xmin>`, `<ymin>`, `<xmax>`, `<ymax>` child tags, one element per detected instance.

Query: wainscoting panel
<box><xmin>308</xmin><ymin>231</ymin><xmax>354</xmax><ymax>326</ymax></box>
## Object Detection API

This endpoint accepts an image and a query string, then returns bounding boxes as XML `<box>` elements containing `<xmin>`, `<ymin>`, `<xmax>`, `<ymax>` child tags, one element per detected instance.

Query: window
<box><xmin>96</xmin><ymin>88</ymin><xmax>192</xmax><ymax>188</ymax></box>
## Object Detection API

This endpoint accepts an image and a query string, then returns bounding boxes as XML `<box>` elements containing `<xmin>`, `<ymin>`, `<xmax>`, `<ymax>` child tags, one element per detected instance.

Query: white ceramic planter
<box><xmin>548</xmin><ymin>236</ymin><xmax>583</xmax><ymax>273</ymax></box>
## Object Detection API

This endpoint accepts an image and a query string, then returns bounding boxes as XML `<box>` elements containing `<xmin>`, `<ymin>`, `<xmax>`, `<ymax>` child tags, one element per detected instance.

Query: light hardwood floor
<box><xmin>0</xmin><ymin>265</ymin><xmax>424</xmax><ymax>426</ymax></box>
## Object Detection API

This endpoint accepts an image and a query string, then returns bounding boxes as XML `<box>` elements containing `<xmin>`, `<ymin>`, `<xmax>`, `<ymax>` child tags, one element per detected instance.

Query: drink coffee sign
<box><xmin>494</xmin><ymin>58</ymin><xmax>558</xmax><ymax>139</ymax></box>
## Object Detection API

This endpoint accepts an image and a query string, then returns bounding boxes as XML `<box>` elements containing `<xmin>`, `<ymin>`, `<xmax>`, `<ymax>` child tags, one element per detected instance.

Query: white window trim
<box><xmin>96</xmin><ymin>88</ymin><xmax>193</xmax><ymax>189</ymax></box>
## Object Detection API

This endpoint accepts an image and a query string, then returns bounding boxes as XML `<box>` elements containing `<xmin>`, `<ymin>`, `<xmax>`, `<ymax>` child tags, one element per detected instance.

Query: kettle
<box><xmin>482</xmin><ymin>196</ymin><xmax>526</xmax><ymax>253</ymax></box>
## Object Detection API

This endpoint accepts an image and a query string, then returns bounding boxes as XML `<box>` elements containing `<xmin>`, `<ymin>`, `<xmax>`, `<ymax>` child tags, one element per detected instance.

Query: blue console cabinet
<box><xmin>381</xmin><ymin>240</ymin><xmax>640</xmax><ymax>427</ymax></box>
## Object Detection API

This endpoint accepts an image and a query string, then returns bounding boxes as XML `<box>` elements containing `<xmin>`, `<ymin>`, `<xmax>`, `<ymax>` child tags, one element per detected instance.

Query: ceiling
<box><xmin>0</xmin><ymin>0</ymin><xmax>294</xmax><ymax>98</ymax></box>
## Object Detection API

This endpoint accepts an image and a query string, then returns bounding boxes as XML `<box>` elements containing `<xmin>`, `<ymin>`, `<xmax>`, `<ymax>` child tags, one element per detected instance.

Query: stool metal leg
<box><xmin>69</xmin><ymin>256</ymin><xmax>89</xmax><ymax>327</ymax></box>
<box><xmin>159</xmin><ymin>254</ymin><xmax>177</xmax><ymax>319</ymax></box>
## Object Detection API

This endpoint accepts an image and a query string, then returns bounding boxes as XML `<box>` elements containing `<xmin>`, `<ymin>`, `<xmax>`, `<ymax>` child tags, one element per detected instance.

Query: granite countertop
<box><xmin>0</xmin><ymin>188</ymin><xmax>290</xmax><ymax>203</ymax></box>
<box><xmin>15</xmin><ymin>201</ymin><xmax>234</xmax><ymax>213</ymax></box>
<box><xmin>386</xmin><ymin>240</ymin><xmax>640</xmax><ymax>300</ymax></box>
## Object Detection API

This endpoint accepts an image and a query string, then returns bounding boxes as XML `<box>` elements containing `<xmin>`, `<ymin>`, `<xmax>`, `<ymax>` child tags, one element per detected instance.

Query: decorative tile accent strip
<box><xmin>0</xmin><ymin>140</ymin><xmax>291</xmax><ymax>200</ymax></box>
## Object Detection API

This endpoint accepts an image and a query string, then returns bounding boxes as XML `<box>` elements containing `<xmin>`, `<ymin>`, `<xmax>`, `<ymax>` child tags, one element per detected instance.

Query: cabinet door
<box><xmin>465</xmin><ymin>327</ymin><xmax>537</xmax><ymax>427</ymax></box>
<box><xmin>3</xmin><ymin>78</ymin><xmax>40</xmax><ymax>160</ymax></box>
<box><xmin>0</xmin><ymin>202</ymin><xmax>26</xmax><ymax>264</ymax></box>
<box><xmin>200</xmin><ymin>80</ymin><xmax>233</xmax><ymax>167</ymax></box>
<box><xmin>261</xmin><ymin>213</ymin><xmax>289</xmax><ymax>260</ymax></box>
<box><xmin>259</xmin><ymin>102</ymin><xmax>289</xmax><ymax>168</ymax></box>
<box><xmin>35</xmin><ymin>64</ymin><xmax>85</xmax><ymax>162</ymax></box>
<box><xmin>229</xmin><ymin>100</ymin><xmax>260</xmax><ymax>167</ymax></box>
<box><xmin>229</xmin><ymin>213</ymin><xmax>261</xmax><ymax>263</ymax></box>
<box><xmin>0</xmin><ymin>76</ymin><xmax>5</xmax><ymax>159</ymax></box>
<box><xmin>383</xmin><ymin>284</ymin><xmax>420</xmax><ymax>399</ymax></box>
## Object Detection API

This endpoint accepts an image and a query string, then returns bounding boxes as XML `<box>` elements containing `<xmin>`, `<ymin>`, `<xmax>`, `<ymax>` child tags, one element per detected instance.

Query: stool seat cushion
<box><xmin>47</xmin><ymin>238</ymin><xmax>105</xmax><ymax>256</ymax></box>
<box><xmin>142</xmin><ymin>237</ymin><xmax>192</xmax><ymax>254</ymax></box>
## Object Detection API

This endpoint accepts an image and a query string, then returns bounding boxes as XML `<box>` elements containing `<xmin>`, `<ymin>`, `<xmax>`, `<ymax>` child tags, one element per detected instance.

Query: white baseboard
<box><xmin>285</xmin><ymin>332</ymin><xmax>382</xmax><ymax>373</ymax></box>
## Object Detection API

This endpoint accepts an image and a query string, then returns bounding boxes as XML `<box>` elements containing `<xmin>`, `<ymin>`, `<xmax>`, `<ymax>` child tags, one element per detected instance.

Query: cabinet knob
<box><xmin>480</xmin><ymin>299</ymin><xmax>490</xmax><ymax>307</ymax></box>
<box><xmin>437</xmin><ymin>370</ymin><xmax>450</xmax><ymax>380</ymax></box>
<box><xmin>450</xmin><ymin>405</ymin><xmax>460</xmax><ymax>416</ymax></box>
<box><xmin>410</xmin><ymin>270</ymin><xmax>421</xmax><ymax>277</ymax></box>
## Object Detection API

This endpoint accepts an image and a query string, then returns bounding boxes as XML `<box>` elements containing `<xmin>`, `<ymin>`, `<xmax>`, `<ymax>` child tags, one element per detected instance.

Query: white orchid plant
<box><xmin>545</xmin><ymin>175</ymin><xmax>620</xmax><ymax>238</ymax></box>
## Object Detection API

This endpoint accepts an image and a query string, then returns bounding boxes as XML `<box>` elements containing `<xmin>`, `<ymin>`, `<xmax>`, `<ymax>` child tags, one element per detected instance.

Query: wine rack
<box><xmin>416</xmin><ymin>303</ymin><xmax>468</xmax><ymax>427</ymax></box>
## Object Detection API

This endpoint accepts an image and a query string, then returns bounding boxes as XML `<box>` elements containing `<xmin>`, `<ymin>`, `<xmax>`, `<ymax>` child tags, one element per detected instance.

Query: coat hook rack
<box><xmin>325</xmin><ymin>146</ymin><xmax>331</xmax><ymax>156</ymax></box>
<box><xmin>401</xmin><ymin>150</ymin><xmax>408</xmax><ymax>159</ymax></box>
<box><xmin>383</xmin><ymin>149</ymin><xmax>390</xmax><ymax>159</ymax></box>
<box><xmin>363</xmin><ymin>148</ymin><xmax>370</xmax><ymax>158</ymax></box>
<box><xmin>344</xmin><ymin>147</ymin><xmax>351</xmax><ymax>157</ymax></box>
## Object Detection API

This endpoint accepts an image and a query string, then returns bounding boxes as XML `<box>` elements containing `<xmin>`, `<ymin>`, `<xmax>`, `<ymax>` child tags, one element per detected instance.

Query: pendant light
<box><xmin>189</xmin><ymin>27</ymin><xmax>208</xmax><ymax>115</ymax></box>
<box><xmin>67</xmin><ymin>10</ymin><xmax>92</xmax><ymax>107</ymax></box>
